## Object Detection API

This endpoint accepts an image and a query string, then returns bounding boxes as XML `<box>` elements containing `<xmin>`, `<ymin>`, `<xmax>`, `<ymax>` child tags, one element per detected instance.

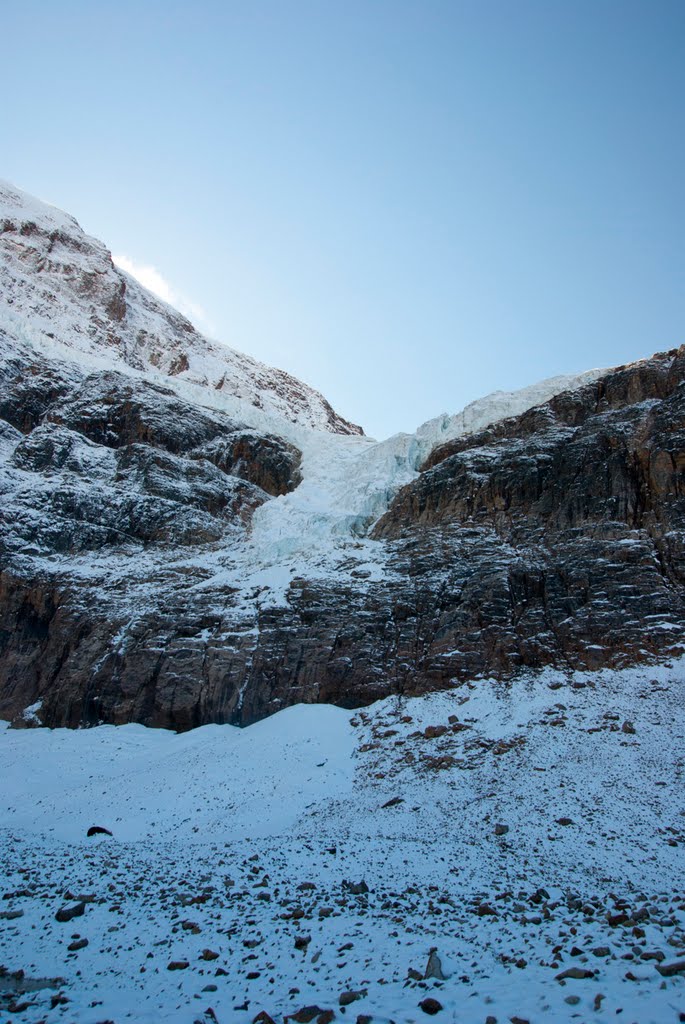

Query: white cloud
<box><xmin>113</xmin><ymin>254</ymin><xmax>214</xmax><ymax>334</ymax></box>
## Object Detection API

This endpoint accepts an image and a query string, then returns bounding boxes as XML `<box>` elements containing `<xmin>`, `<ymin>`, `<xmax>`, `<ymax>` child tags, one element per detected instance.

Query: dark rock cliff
<box><xmin>1</xmin><ymin>346</ymin><xmax>684</xmax><ymax>730</ymax></box>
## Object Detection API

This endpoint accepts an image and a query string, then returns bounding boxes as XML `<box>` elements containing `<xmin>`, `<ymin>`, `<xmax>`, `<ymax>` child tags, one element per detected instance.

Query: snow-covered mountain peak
<box><xmin>0</xmin><ymin>178</ymin><xmax>82</xmax><ymax>235</ymax></box>
<box><xmin>0</xmin><ymin>180</ymin><xmax>363</xmax><ymax>436</ymax></box>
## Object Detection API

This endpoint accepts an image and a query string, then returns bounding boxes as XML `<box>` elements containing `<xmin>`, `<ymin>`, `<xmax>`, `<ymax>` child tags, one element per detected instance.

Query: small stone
<box><xmin>419</xmin><ymin>996</ymin><xmax>443</xmax><ymax>1015</ymax></box>
<box><xmin>555</xmin><ymin>967</ymin><xmax>595</xmax><ymax>980</ymax></box>
<box><xmin>556</xmin><ymin>817</ymin><xmax>574</xmax><ymax>826</ymax></box>
<box><xmin>67</xmin><ymin>937</ymin><xmax>89</xmax><ymax>951</ymax></box>
<box><xmin>168</xmin><ymin>960</ymin><xmax>189</xmax><ymax>971</ymax></box>
<box><xmin>592</xmin><ymin>946</ymin><xmax>611</xmax><ymax>957</ymax></box>
<box><xmin>494</xmin><ymin>824</ymin><xmax>509</xmax><ymax>836</ymax></box>
<box><xmin>200</xmin><ymin>949</ymin><xmax>219</xmax><ymax>961</ymax></box>
<box><xmin>622</xmin><ymin>720</ymin><xmax>636</xmax><ymax>734</ymax></box>
<box><xmin>423</xmin><ymin>725</ymin><xmax>447</xmax><ymax>739</ymax></box>
<box><xmin>339</xmin><ymin>989</ymin><xmax>366</xmax><ymax>1006</ymax></box>
<box><xmin>656</xmin><ymin>959</ymin><xmax>685</xmax><ymax>977</ymax></box>
<box><xmin>476</xmin><ymin>903</ymin><xmax>498</xmax><ymax>917</ymax></box>
<box><xmin>564</xmin><ymin>995</ymin><xmax>580</xmax><ymax>1005</ymax></box>
<box><xmin>55</xmin><ymin>901</ymin><xmax>86</xmax><ymax>923</ymax></box>
<box><xmin>343</xmin><ymin>880</ymin><xmax>369</xmax><ymax>895</ymax></box>
<box><xmin>287</xmin><ymin>1007</ymin><xmax>332</xmax><ymax>1024</ymax></box>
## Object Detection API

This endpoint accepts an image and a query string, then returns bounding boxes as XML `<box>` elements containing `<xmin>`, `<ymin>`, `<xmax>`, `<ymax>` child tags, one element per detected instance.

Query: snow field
<box><xmin>2</xmin><ymin>659</ymin><xmax>685</xmax><ymax>1023</ymax></box>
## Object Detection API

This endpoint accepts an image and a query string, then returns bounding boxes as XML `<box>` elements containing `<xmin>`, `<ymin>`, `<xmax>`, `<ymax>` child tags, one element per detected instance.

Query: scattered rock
<box><xmin>476</xmin><ymin>903</ymin><xmax>498</xmax><ymax>917</ymax></box>
<box><xmin>555</xmin><ymin>967</ymin><xmax>595</xmax><ymax>981</ymax></box>
<box><xmin>287</xmin><ymin>1007</ymin><xmax>335</xmax><ymax>1024</ymax></box>
<box><xmin>419</xmin><ymin>997</ymin><xmax>443</xmax><ymax>1015</ymax></box>
<box><xmin>423</xmin><ymin>725</ymin><xmax>447</xmax><ymax>739</ymax></box>
<box><xmin>343</xmin><ymin>880</ymin><xmax>369</xmax><ymax>895</ymax></box>
<box><xmin>55</xmin><ymin>901</ymin><xmax>86</xmax><ymax>923</ymax></box>
<box><xmin>656</xmin><ymin>959</ymin><xmax>685</xmax><ymax>977</ymax></box>
<box><xmin>339</xmin><ymin>989</ymin><xmax>366</xmax><ymax>1006</ymax></box>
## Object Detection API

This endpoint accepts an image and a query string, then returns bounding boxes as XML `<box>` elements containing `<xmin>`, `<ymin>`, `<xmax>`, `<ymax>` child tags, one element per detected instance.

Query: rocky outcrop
<box><xmin>194</xmin><ymin>431</ymin><xmax>301</xmax><ymax>497</ymax></box>
<box><xmin>369</xmin><ymin>345</ymin><xmax>685</xmax><ymax>681</ymax></box>
<box><xmin>377</xmin><ymin>347</ymin><xmax>685</xmax><ymax>538</ymax></box>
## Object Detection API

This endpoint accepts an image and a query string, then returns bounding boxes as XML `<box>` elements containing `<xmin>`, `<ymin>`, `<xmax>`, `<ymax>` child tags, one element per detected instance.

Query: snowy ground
<box><xmin>2</xmin><ymin>660</ymin><xmax>685</xmax><ymax>1024</ymax></box>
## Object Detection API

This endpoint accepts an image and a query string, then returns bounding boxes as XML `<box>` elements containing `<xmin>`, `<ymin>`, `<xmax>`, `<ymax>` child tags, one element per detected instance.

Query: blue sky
<box><xmin>3</xmin><ymin>0</ymin><xmax>683</xmax><ymax>438</ymax></box>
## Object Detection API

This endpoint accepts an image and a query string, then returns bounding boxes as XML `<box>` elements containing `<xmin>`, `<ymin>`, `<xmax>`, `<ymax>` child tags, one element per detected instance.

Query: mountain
<box><xmin>1</xmin><ymin>182</ymin><xmax>684</xmax><ymax>731</ymax></box>
<box><xmin>0</xmin><ymin>179</ymin><xmax>362</xmax><ymax>436</ymax></box>
<box><xmin>1</xmin><ymin>182</ymin><xmax>684</xmax><ymax>1024</ymax></box>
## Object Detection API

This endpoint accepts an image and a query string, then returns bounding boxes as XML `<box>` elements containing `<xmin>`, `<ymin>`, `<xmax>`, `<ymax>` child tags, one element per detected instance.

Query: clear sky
<box><xmin>3</xmin><ymin>1</ymin><xmax>683</xmax><ymax>439</ymax></box>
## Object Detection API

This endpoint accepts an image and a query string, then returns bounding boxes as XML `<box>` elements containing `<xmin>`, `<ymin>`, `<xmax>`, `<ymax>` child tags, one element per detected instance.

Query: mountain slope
<box><xmin>0</xmin><ymin>179</ymin><xmax>362</xmax><ymax>435</ymax></box>
<box><xmin>0</xmin><ymin>182</ymin><xmax>684</xmax><ymax>730</ymax></box>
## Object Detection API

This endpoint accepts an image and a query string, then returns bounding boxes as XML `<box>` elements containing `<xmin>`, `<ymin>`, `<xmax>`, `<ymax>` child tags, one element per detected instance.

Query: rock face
<box><xmin>2</xmin><ymin>345</ymin><xmax>685</xmax><ymax>731</ymax></box>
<box><xmin>372</xmin><ymin>346</ymin><xmax>685</xmax><ymax>679</ymax></box>
<box><xmin>1</xmin><ymin>180</ymin><xmax>684</xmax><ymax>731</ymax></box>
